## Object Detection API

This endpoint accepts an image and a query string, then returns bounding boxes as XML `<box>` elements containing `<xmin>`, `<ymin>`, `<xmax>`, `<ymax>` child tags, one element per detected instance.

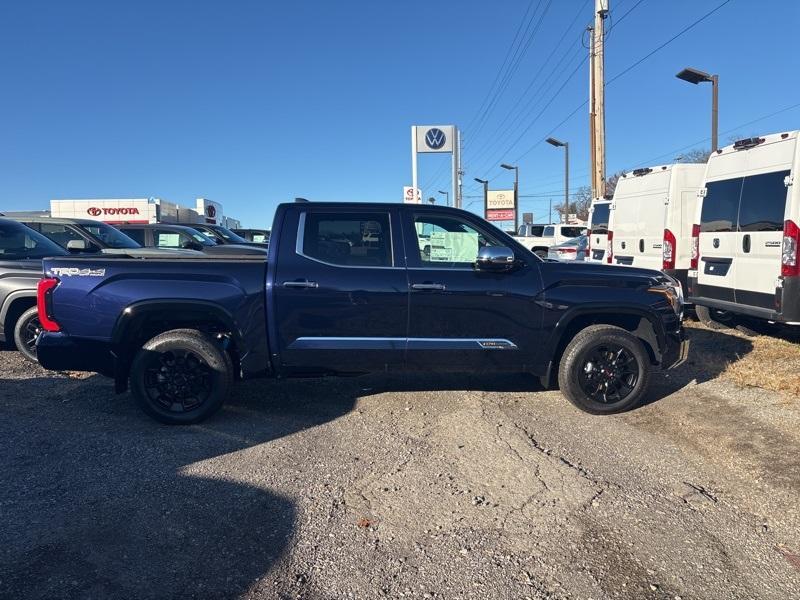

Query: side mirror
<box><xmin>475</xmin><ymin>246</ymin><xmax>516</xmax><ymax>271</ymax></box>
<box><xmin>66</xmin><ymin>239</ymin><xmax>89</xmax><ymax>252</ymax></box>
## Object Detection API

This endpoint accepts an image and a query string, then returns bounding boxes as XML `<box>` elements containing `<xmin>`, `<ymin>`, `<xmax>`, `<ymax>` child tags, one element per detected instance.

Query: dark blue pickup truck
<box><xmin>36</xmin><ymin>202</ymin><xmax>687</xmax><ymax>424</ymax></box>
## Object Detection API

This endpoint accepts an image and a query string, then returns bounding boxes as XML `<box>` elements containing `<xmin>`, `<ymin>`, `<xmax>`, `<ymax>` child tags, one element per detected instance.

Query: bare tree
<box><xmin>677</xmin><ymin>148</ymin><xmax>712</xmax><ymax>163</ymax></box>
<box><xmin>554</xmin><ymin>186</ymin><xmax>592</xmax><ymax>222</ymax></box>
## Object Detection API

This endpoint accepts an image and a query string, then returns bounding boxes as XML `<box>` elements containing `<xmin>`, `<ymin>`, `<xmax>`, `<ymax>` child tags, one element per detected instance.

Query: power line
<box><xmin>606</xmin><ymin>0</ymin><xmax>732</xmax><ymax>86</ymax></box>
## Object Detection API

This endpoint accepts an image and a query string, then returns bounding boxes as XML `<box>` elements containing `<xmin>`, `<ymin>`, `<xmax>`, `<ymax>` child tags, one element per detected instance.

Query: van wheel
<box><xmin>558</xmin><ymin>325</ymin><xmax>650</xmax><ymax>415</ymax></box>
<box><xmin>695</xmin><ymin>305</ymin><xmax>733</xmax><ymax>330</ymax></box>
<box><xmin>129</xmin><ymin>329</ymin><xmax>233</xmax><ymax>425</ymax></box>
<box><xmin>13</xmin><ymin>307</ymin><xmax>41</xmax><ymax>363</ymax></box>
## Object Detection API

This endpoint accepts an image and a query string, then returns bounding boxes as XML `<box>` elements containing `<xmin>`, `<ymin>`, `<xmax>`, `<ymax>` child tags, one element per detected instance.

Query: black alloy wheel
<box><xmin>142</xmin><ymin>349</ymin><xmax>213</xmax><ymax>414</ymax></box>
<box><xmin>576</xmin><ymin>344</ymin><xmax>640</xmax><ymax>404</ymax></box>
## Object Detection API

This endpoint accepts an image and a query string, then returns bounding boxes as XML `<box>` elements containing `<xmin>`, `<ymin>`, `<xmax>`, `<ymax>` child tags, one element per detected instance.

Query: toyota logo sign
<box><xmin>87</xmin><ymin>207</ymin><xmax>141</xmax><ymax>216</ymax></box>
<box><xmin>206</xmin><ymin>205</ymin><xmax>216</xmax><ymax>218</ymax></box>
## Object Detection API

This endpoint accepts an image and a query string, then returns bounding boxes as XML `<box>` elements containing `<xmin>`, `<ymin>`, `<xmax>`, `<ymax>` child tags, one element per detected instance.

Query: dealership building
<box><xmin>48</xmin><ymin>197</ymin><xmax>242</xmax><ymax>229</ymax></box>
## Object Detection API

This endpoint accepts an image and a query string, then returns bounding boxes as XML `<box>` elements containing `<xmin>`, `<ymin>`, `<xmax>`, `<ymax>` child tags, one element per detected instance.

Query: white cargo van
<box><xmin>607</xmin><ymin>164</ymin><xmax>705</xmax><ymax>288</ymax></box>
<box><xmin>688</xmin><ymin>132</ymin><xmax>798</xmax><ymax>326</ymax></box>
<box><xmin>586</xmin><ymin>200</ymin><xmax>611</xmax><ymax>263</ymax></box>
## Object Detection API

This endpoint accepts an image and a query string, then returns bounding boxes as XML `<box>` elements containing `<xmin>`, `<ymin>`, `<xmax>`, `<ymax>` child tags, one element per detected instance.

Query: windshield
<box><xmin>590</xmin><ymin>203</ymin><xmax>611</xmax><ymax>235</ymax></box>
<box><xmin>0</xmin><ymin>221</ymin><xmax>66</xmax><ymax>259</ymax></box>
<box><xmin>83</xmin><ymin>222</ymin><xmax>141</xmax><ymax>249</ymax></box>
<box><xmin>209</xmin><ymin>225</ymin><xmax>248</xmax><ymax>243</ymax></box>
<box><xmin>187</xmin><ymin>229</ymin><xmax>217</xmax><ymax>245</ymax></box>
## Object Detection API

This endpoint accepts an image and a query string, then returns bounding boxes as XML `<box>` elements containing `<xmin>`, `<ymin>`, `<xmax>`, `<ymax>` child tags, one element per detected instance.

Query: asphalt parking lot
<box><xmin>2</xmin><ymin>325</ymin><xmax>800</xmax><ymax>600</ymax></box>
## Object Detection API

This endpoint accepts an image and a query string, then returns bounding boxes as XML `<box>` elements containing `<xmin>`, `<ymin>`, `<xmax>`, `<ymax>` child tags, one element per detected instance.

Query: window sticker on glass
<box><xmin>427</xmin><ymin>231</ymin><xmax>479</xmax><ymax>262</ymax></box>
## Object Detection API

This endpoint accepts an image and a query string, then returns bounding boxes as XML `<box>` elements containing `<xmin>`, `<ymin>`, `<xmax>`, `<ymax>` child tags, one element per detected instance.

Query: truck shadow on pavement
<box><xmin>643</xmin><ymin>325</ymin><xmax>754</xmax><ymax>406</ymax></box>
<box><xmin>0</xmin><ymin>370</ymin><xmax>359</xmax><ymax>599</ymax></box>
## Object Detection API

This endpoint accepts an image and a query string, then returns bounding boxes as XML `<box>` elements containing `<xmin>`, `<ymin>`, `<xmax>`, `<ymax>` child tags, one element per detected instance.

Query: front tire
<box><xmin>13</xmin><ymin>306</ymin><xmax>41</xmax><ymax>363</ymax></box>
<box><xmin>129</xmin><ymin>329</ymin><xmax>233</xmax><ymax>425</ymax></box>
<box><xmin>557</xmin><ymin>324</ymin><xmax>651</xmax><ymax>415</ymax></box>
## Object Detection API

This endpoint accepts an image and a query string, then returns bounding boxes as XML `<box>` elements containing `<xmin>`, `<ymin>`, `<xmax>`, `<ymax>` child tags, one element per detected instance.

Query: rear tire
<box><xmin>129</xmin><ymin>329</ymin><xmax>233</xmax><ymax>425</ymax></box>
<box><xmin>13</xmin><ymin>306</ymin><xmax>41</xmax><ymax>364</ymax></box>
<box><xmin>534</xmin><ymin>249</ymin><xmax>548</xmax><ymax>259</ymax></box>
<box><xmin>557</xmin><ymin>324</ymin><xmax>651</xmax><ymax>415</ymax></box>
<box><xmin>695</xmin><ymin>305</ymin><xmax>733</xmax><ymax>330</ymax></box>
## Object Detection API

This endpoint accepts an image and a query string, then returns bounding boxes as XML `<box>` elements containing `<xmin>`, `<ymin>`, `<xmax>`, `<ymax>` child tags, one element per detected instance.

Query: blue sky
<box><xmin>1</xmin><ymin>0</ymin><xmax>798</xmax><ymax>227</ymax></box>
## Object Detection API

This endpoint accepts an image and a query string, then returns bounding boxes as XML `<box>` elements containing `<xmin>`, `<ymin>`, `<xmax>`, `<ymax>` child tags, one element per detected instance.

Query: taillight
<box><xmin>690</xmin><ymin>224</ymin><xmax>700</xmax><ymax>270</ymax></box>
<box><xmin>782</xmin><ymin>219</ymin><xmax>800</xmax><ymax>277</ymax></box>
<box><xmin>662</xmin><ymin>228</ymin><xmax>676</xmax><ymax>270</ymax></box>
<box><xmin>37</xmin><ymin>277</ymin><xmax>61</xmax><ymax>332</ymax></box>
<box><xmin>606</xmin><ymin>231</ymin><xmax>614</xmax><ymax>264</ymax></box>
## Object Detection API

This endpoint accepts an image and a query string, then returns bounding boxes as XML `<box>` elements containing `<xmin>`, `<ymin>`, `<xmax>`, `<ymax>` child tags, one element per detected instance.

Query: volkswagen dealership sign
<box><xmin>415</xmin><ymin>125</ymin><xmax>454</xmax><ymax>153</ymax></box>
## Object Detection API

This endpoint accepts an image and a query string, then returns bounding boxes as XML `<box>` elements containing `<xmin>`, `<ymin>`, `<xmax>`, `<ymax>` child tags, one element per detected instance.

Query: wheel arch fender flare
<box><xmin>547</xmin><ymin>303</ymin><xmax>667</xmax><ymax>364</ymax></box>
<box><xmin>111</xmin><ymin>299</ymin><xmax>241</xmax><ymax>348</ymax></box>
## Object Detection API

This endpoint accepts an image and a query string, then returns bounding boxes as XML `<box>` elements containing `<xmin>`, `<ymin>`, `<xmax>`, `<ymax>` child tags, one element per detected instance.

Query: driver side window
<box><xmin>413</xmin><ymin>214</ymin><xmax>506</xmax><ymax>269</ymax></box>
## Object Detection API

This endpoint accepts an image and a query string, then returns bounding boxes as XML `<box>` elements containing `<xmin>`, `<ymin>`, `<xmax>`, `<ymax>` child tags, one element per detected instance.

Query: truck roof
<box><xmin>276</xmin><ymin>201</ymin><xmax>476</xmax><ymax>213</ymax></box>
<box><xmin>10</xmin><ymin>216</ymin><xmax>111</xmax><ymax>226</ymax></box>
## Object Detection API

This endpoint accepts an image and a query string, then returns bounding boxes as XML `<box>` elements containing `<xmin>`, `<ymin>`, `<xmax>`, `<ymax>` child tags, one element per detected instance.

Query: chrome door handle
<box><xmin>283</xmin><ymin>280</ymin><xmax>319</xmax><ymax>288</ymax></box>
<box><xmin>411</xmin><ymin>283</ymin><xmax>446</xmax><ymax>291</ymax></box>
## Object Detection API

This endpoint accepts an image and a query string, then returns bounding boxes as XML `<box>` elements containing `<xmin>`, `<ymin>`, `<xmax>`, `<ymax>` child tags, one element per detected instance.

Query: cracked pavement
<box><xmin>1</xmin><ymin>325</ymin><xmax>800</xmax><ymax>599</ymax></box>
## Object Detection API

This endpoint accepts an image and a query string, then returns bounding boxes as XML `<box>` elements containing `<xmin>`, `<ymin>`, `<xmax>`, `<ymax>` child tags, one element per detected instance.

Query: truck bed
<box><xmin>39</xmin><ymin>253</ymin><xmax>270</xmax><ymax>377</ymax></box>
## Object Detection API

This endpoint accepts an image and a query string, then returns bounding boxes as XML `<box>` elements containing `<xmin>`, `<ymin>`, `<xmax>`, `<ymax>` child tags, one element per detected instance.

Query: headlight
<box><xmin>647</xmin><ymin>282</ymin><xmax>683</xmax><ymax>316</ymax></box>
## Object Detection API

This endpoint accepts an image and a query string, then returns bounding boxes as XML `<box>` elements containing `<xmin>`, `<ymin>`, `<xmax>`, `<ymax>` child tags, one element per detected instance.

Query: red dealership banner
<box><xmin>486</xmin><ymin>209</ymin><xmax>515</xmax><ymax>221</ymax></box>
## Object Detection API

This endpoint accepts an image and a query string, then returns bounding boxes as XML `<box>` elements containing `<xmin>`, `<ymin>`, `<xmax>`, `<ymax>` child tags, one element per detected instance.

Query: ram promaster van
<box><xmin>586</xmin><ymin>200</ymin><xmax>611</xmax><ymax>263</ymax></box>
<box><xmin>608</xmin><ymin>164</ymin><xmax>705</xmax><ymax>289</ymax></box>
<box><xmin>688</xmin><ymin>132</ymin><xmax>798</xmax><ymax>327</ymax></box>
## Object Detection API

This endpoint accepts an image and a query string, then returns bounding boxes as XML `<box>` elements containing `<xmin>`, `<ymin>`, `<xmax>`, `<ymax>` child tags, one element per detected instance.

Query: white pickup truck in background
<box><xmin>513</xmin><ymin>223</ymin><xmax>586</xmax><ymax>258</ymax></box>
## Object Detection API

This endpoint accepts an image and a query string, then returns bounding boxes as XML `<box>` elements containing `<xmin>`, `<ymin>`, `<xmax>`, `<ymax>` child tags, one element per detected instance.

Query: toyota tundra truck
<box><xmin>36</xmin><ymin>202</ymin><xmax>687</xmax><ymax>424</ymax></box>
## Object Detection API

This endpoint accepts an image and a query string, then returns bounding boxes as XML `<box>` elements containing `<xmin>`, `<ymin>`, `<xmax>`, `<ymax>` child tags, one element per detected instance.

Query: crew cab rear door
<box><xmin>401</xmin><ymin>208</ymin><xmax>543</xmax><ymax>372</ymax></box>
<box><xmin>273</xmin><ymin>206</ymin><xmax>408</xmax><ymax>373</ymax></box>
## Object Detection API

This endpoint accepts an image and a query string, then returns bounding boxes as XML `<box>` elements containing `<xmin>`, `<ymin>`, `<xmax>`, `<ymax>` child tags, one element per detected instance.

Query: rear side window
<box><xmin>0</xmin><ymin>222</ymin><xmax>66</xmax><ymax>259</ymax></box>
<box><xmin>561</xmin><ymin>227</ymin><xmax>584</xmax><ymax>238</ymax></box>
<box><xmin>301</xmin><ymin>212</ymin><xmax>392</xmax><ymax>267</ymax></box>
<box><xmin>121</xmin><ymin>228</ymin><xmax>146</xmax><ymax>244</ymax></box>
<box><xmin>738</xmin><ymin>170</ymin><xmax>790</xmax><ymax>232</ymax></box>
<box><xmin>590</xmin><ymin>204</ymin><xmax>610</xmax><ymax>234</ymax></box>
<box><xmin>529</xmin><ymin>225</ymin><xmax>545</xmax><ymax>237</ymax></box>
<box><xmin>700</xmin><ymin>178</ymin><xmax>742</xmax><ymax>233</ymax></box>
<box><xmin>38</xmin><ymin>222</ymin><xmax>84</xmax><ymax>248</ymax></box>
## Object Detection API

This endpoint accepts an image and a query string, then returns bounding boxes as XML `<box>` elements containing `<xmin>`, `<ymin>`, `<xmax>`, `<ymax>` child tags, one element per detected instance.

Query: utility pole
<box><xmin>588</xmin><ymin>25</ymin><xmax>596</xmax><ymax>199</ymax></box>
<box><xmin>591</xmin><ymin>0</ymin><xmax>608</xmax><ymax>199</ymax></box>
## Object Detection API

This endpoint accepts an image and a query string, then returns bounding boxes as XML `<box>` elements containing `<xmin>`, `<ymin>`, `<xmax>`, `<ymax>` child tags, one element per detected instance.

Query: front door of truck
<box><xmin>402</xmin><ymin>209</ymin><xmax>543</xmax><ymax>372</ymax></box>
<box><xmin>273</xmin><ymin>207</ymin><xmax>408</xmax><ymax>373</ymax></box>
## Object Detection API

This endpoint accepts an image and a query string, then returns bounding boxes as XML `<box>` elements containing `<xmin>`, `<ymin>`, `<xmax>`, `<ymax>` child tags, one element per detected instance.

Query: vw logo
<box><xmin>87</xmin><ymin>207</ymin><xmax>101</xmax><ymax>216</ymax></box>
<box><xmin>425</xmin><ymin>128</ymin><xmax>446</xmax><ymax>150</ymax></box>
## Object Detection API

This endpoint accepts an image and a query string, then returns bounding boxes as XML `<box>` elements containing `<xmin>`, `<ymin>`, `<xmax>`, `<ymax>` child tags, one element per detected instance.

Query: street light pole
<box><xmin>500</xmin><ymin>163</ymin><xmax>519</xmax><ymax>232</ymax></box>
<box><xmin>546</xmin><ymin>137</ymin><xmax>569</xmax><ymax>221</ymax></box>
<box><xmin>676</xmin><ymin>67</ymin><xmax>719</xmax><ymax>152</ymax></box>
<box><xmin>438</xmin><ymin>190</ymin><xmax>449</xmax><ymax>206</ymax></box>
<box><xmin>474</xmin><ymin>178</ymin><xmax>489</xmax><ymax>219</ymax></box>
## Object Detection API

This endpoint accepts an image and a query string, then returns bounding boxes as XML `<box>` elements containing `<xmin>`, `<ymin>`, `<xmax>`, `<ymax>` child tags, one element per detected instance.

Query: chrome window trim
<box><xmin>295</xmin><ymin>210</ymin><xmax>402</xmax><ymax>270</ymax></box>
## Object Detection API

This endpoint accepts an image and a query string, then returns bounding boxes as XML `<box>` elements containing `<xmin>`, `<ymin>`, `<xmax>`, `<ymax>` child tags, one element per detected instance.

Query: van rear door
<box><xmin>587</xmin><ymin>201</ymin><xmax>610</xmax><ymax>262</ymax></box>
<box><xmin>697</xmin><ymin>177</ymin><xmax>741</xmax><ymax>302</ymax></box>
<box><xmin>612</xmin><ymin>169</ymin><xmax>670</xmax><ymax>269</ymax></box>
<box><xmin>732</xmin><ymin>139</ymin><xmax>793</xmax><ymax>310</ymax></box>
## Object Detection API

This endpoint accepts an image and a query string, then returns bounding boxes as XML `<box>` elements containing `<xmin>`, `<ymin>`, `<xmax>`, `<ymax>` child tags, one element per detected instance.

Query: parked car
<box><xmin>191</xmin><ymin>223</ymin><xmax>265</xmax><ymax>247</ymax></box>
<box><xmin>12</xmin><ymin>217</ymin><xmax>141</xmax><ymax>253</ymax></box>
<box><xmin>232</xmin><ymin>228</ymin><xmax>270</xmax><ymax>244</ymax></box>
<box><xmin>115</xmin><ymin>223</ymin><xmax>268</xmax><ymax>255</ymax></box>
<box><xmin>689</xmin><ymin>132</ymin><xmax>798</xmax><ymax>329</ymax></box>
<box><xmin>586</xmin><ymin>200</ymin><xmax>611</xmax><ymax>264</ymax></box>
<box><xmin>513</xmin><ymin>223</ymin><xmax>585</xmax><ymax>258</ymax></box>
<box><xmin>608</xmin><ymin>164</ymin><xmax>704</xmax><ymax>291</ymax></box>
<box><xmin>547</xmin><ymin>235</ymin><xmax>588</xmax><ymax>262</ymax></box>
<box><xmin>0</xmin><ymin>219</ymin><xmax>67</xmax><ymax>362</ymax></box>
<box><xmin>36</xmin><ymin>202</ymin><xmax>686</xmax><ymax>425</ymax></box>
